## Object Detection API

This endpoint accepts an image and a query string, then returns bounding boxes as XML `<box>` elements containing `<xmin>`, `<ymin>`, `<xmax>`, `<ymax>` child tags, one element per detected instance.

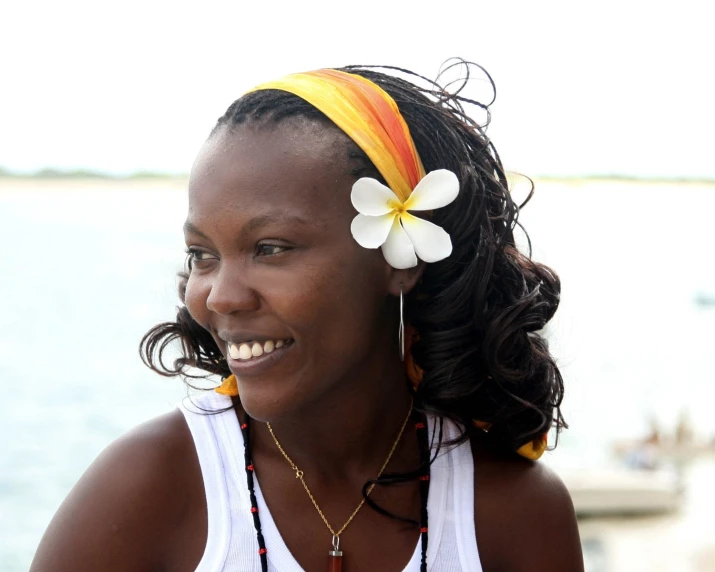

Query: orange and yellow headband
<box><xmin>247</xmin><ymin>69</ymin><xmax>425</xmax><ymax>203</ymax></box>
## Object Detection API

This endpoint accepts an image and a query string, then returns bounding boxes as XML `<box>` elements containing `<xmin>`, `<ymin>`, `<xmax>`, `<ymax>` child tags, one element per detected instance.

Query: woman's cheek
<box><xmin>184</xmin><ymin>272</ymin><xmax>211</xmax><ymax>328</ymax></box>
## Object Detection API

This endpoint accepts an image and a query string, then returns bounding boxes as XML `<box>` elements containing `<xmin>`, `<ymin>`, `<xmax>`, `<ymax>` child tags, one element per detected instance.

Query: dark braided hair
<box><xmin>141</xmin><ymin>60</ymin><xmax>566</xmax><ymax>454</ymax></box>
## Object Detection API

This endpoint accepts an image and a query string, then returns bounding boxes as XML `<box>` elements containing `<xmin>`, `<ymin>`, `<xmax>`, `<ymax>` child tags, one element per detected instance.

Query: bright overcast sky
<box><xmin>2</xmin><ymin>0</ymin><xmax>712</xmax><ymax>178</ymax></box>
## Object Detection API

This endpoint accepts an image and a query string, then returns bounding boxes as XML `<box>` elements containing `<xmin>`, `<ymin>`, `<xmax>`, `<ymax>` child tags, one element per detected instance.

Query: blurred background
<box><xmin>1</xmin><ymin>1</ymin><xmax>713</xmax><ymax>570</ymax></box>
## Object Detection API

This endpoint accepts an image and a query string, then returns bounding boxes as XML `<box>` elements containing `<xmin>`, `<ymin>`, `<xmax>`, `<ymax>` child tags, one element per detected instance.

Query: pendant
<box><xmin>328</xmin><ymin>535</ymin><xmax>343</xmax><ymax>572</ymax></box>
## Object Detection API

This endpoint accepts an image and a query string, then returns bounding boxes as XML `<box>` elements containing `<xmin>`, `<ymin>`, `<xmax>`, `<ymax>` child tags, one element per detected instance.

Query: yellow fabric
<box><xmin>516</xmin><ymin>433</ymin><xmax>549</xmax><ymax>460</ymax></box>
<box><xmin>215</xmin><ymin>374</ymin><xmax>238</xmax><ymax>396</ymax></box>
<box><xmin>248</xmin><ymin>69</ymin><xmax>425</xmax><ymax>203</ymax></box>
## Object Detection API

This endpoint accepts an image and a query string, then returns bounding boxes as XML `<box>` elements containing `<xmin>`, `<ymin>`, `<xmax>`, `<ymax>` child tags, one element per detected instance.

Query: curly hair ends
<box><xmin>140</xmin><ymin>268</ymin><xmax>226</xmax><ymax>380</ymax></box>
<box><xmin>140</xmin><ymin>60</ymin><xmax>566</xmax><ymax>454</ymax></box>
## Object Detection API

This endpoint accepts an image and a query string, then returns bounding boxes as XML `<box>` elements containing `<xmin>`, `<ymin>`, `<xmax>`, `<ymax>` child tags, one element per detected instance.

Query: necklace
<box><xmin>266</xmin><ymin>399</ymin><xmax>413</xmax><ymax>568</ymax></box>
<box><xmin>239</xmin><ymin>403</ymin><xmax>432</xmax><ymax>572</ymax></box>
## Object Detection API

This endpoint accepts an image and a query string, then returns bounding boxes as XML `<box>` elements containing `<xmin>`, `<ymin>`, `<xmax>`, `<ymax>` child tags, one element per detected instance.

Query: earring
<box><xmin>399</xmin><ymin>283</ymin><xmax>405</xmax><ymax>362</ymax></box>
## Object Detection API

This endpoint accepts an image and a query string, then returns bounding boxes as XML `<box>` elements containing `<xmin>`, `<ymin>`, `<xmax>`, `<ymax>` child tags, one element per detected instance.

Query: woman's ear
<box><xmin>386</xmin><ymin>261</ymin><xmax>426</xmax><ymax>297</ymax></box>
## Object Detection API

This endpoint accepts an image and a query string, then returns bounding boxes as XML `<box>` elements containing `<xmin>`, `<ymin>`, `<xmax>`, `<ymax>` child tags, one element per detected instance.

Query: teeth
<box><xmin>228</xmin><ymin>339</ymin><xmax>289</xmax><ymax>361</ymax></box>
<box><xmin>238</xmin><ymin>343</ymin><xmax>252</xmax><ymax>360</ymax></box>
<box><xmin>228</xmin><ymin>343</ymin><xmax>241</xmax><ymax>360</ymax></box>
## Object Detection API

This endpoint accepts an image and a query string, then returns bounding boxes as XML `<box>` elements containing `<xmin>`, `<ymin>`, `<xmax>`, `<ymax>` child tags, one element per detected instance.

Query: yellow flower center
<box><xmin>388</xmin><ymin>198</ymin><xmax>406</xmax><ymax>215</ymax></box>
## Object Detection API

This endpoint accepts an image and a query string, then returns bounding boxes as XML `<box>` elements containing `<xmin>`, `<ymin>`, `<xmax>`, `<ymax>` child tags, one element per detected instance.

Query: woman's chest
<box><xmin>255</xmin><ymin>469</ymin><xmax>424</xmax><ymax>572</ymax></box>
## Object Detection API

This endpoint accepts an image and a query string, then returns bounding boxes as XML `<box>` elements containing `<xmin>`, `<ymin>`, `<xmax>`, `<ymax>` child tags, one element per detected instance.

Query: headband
<box><xmin>247</xmin><ymin>69</ymin><xmax>425</xmax><ymax>203</ymax></box>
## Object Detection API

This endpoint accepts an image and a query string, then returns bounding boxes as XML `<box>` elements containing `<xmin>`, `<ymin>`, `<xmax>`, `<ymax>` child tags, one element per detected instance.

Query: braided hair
<box><xmin>141</xmin><ymin>61</ymin><xmax>566</xmax><ymax>454</ymax></box>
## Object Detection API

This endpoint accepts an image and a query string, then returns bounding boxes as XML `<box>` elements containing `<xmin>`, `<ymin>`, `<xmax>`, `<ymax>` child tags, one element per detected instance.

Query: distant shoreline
<box><xmin>0</xmin><ymin>170</ymin><xmax>715</xmax><ymax>190</ymax></box>
<box><xmin>1</xmin><ymin>169</ymin><xmax>713</xmax><ymax>186</ymax></box>
<box><xmin>0</xmin><ymin>176</ymin><xmax>189</xmax><ymax>192</ymax></box>
<box><xmin>0</xmin><ymin>167</ymin><xmax>190</xmax><ymax>181</ymax></box>
<box><xmin>535</xmin><ymin>174</ymin><xmax>715</xmax><ymax>185</ymax></box>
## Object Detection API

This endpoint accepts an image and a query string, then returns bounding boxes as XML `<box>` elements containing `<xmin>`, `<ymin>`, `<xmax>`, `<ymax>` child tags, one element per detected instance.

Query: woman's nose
<box><xmin>205</xmin><ymin>265</ymin><xmax>261</xmax><ymax>315</ymax></box>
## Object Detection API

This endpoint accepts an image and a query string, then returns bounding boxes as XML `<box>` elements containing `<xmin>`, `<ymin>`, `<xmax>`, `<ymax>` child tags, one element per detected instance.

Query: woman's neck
<box><xmin>248</xmin><ymin>358</ymin><xmax>415</xmax><ymax>481</ymax></box>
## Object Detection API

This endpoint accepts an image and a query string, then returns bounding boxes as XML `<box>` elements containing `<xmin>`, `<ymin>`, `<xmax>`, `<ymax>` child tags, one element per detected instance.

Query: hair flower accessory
<box><xmin>350</xmin><ymin>169</ymin><xmax>459</xmax><ymax>269</ymax></box>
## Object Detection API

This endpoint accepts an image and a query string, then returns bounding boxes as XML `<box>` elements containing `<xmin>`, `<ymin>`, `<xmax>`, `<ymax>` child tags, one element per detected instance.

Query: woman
<box><xmin>31</xmin><ymin>63</ymin><xmax>583</xmax><ymax>571</ymax></box>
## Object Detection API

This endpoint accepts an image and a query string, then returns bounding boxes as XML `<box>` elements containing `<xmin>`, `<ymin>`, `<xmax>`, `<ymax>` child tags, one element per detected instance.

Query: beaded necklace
<box><xmin>239</xmin><ymin>411</ymin><xmax>432</xmax><ymax>572</ymax></box>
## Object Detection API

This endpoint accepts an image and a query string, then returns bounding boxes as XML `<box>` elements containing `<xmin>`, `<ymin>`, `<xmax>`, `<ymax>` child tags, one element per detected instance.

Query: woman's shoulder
<box><xmin>31</xmin><ymin>409</ymin><xmax>206</xmax><ymax>572</ymax></box>
<box><xmin>469</xmin><ymin>433</ymin><xmax>584</xmax><ymax>572</ymax></box>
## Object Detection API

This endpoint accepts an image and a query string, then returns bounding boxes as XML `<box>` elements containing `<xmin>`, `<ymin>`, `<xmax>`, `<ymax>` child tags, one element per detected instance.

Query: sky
<box><xmin>1</xmin><ymin>0</ymin><xmax>713</xmax><ymax>179</ymax></box>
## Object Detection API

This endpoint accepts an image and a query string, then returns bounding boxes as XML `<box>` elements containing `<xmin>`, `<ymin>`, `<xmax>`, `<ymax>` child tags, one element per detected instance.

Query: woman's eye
<box><xmin>255</xmin><ymin>244</ymin><xmax>288</xmax><ymax>257</ymax></box>
<box><xmin>186</xmin><ymin>248</ymin><xmax>216</xmax><ymax>262</ymax></box>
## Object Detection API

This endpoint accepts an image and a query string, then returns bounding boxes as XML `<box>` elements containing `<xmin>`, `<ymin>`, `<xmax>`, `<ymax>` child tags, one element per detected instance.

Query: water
<box><xmin>1</xmin><ymin>179</ymin><xmax>714</xmax><ymax>570</ymax></box>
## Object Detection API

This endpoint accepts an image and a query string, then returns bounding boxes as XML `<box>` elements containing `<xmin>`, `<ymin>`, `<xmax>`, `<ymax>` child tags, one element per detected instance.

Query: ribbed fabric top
<box><xmin>180</xmin><ymin>392</ymin><xmax>483</xmax><ymax>571</ymax></box>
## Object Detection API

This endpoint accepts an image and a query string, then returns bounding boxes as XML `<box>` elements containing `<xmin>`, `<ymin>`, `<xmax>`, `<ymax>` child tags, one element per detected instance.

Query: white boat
<box><xmin>561</xmin><ymin>468</ymin><xmax>682</xmax><ymax>517</ymax></box>
<box><xmin>695</xmin><ymin>292</ymin><xmax>715</xmax><ymax>307</ymax></box>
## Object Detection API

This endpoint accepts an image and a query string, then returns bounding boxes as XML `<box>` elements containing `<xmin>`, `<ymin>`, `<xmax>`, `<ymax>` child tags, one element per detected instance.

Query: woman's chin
<box><xmin>235</xmin><ymin>375</ymin><xmax>309</xmax><ymax>423</ymax></box>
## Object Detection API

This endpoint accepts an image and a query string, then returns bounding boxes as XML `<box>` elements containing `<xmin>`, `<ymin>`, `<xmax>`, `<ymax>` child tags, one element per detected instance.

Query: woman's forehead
<box><xmin>187</xmin><ymin>122</ymin><xmax>358</xmax><ymax>227</ymax></box>
<box><xmin>198</xmin><ymin>120</ymin><xmax>350</xmax><ymax>168</ymax></box>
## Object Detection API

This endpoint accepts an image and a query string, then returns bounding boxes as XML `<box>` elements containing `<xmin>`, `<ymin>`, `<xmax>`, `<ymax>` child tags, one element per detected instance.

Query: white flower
<box><xmin>350</xmin><ymin>169</ymin><xmax>459</xmax><ymax>269</ymax></box>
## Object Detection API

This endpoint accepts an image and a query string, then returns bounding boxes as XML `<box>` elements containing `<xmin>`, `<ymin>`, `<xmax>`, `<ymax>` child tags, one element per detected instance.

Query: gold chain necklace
<box><xmin>266</xmin><ymin>398</ymin><xmax>413</xmax><ymax>570</ymax></box>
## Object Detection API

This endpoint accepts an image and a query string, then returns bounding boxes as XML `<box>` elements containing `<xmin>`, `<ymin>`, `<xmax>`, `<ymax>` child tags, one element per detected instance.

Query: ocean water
<box><xmin>1</xmin><ymin>179</ymin><xmax>714</xmax><ymax>571</ymax></box>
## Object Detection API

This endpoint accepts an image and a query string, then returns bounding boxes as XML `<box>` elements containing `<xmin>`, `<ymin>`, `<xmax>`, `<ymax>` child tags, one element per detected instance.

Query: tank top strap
<box><xmin>433</xmin><ymin>418</ymin><xmax>483</xmax><ymax>571</ymax></box>
<box><xmin>180</xmin><ymin>391</ymin><xmax>261</xmax><ymax>571</ymax></box>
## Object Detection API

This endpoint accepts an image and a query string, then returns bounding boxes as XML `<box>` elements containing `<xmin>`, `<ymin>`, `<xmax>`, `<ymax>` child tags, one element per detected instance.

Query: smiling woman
<box><xmin>30</xmin><ymin>63</ymin><xmax>583</xmax><ymax>572</ymax></box>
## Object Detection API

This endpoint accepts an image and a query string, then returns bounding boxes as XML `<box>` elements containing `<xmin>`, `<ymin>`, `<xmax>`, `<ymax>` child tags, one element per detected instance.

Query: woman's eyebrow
<box><xmin>246</xmin><ymin>213</ymin><xmax>313</xmax><ymax>232</ymax></box>
<box><xmin>183</xmin><ymin>220</ymin><xmax>210</xmax><ymax>239</ymax></box>
<box><xmin>183</xmin><ymin>214</ymin><xmax>316</xmax><ymax>239</ymax></box>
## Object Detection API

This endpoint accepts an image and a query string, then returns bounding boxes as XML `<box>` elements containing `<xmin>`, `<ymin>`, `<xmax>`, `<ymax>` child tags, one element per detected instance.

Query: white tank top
<box><xmin>180</xmin><ymin>392</ymin><xmax>483</xmax><ymax>571</ymax></box>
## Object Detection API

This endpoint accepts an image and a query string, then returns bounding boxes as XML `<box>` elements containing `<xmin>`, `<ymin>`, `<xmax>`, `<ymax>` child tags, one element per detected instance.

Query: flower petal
<box><xmin>403</xmin><ymin>169</ymin><xmax>459</xmax><ymax>211</ymax></box>
<box><xmin>381</xmin><ymin>216</ymin><xmax>418</xmax><ymax>269</ymax></box>
<box><xmin>351</xmin><ymin>177</ymin><xmax>402</xmax><ymax>216</ymax></box>
<box><xmin>400</xmin><ymin>212</ymin><xmax>453</xmax><ymax>263</ymax></box>
<box><xmin>350</xmin><ymin>213</ymin><xmax>396</xmax><ymax>248</ymax></box>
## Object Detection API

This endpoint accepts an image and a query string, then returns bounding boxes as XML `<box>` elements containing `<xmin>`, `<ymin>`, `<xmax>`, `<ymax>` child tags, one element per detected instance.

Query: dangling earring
<box><xmin>399</xmin><ymin>283</ymin><xmax>405</xmax><ymax>362</ymax></box>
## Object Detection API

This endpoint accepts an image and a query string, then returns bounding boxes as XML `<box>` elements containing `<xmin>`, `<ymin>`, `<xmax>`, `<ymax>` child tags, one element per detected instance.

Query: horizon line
<box><xmin>1</xmin><ymin>167</ymin><xmax>713</xmax><ymax>185</ymax></box>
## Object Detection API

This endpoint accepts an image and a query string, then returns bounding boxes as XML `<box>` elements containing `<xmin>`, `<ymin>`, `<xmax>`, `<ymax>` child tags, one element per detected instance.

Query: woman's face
<box><xmin>184</xmin><ymin>119</ymin><xmax>401</xmax><ymax>420</ymax></box>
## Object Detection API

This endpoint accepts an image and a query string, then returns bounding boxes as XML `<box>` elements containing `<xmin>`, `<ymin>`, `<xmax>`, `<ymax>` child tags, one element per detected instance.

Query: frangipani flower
<box><xmin>350</xmin><ymin>169</ymin><xmax>459</xmax><ymax>269</ymax></box>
